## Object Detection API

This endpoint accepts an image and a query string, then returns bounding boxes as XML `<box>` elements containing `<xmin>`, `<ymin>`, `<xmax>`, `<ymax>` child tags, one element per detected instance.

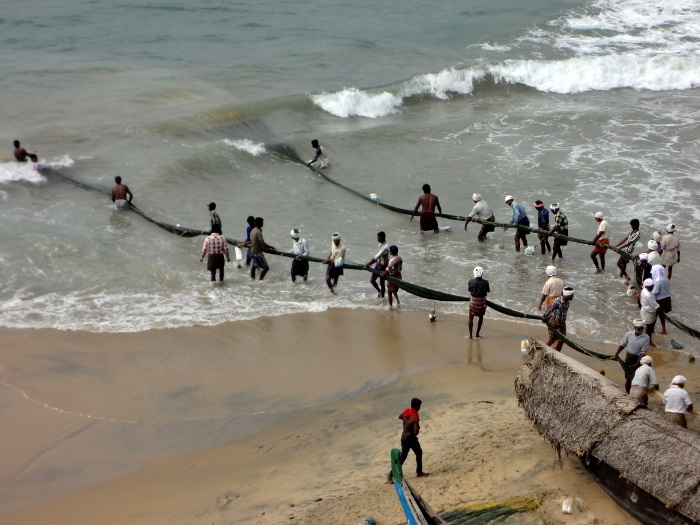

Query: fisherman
<box><xmin>613</xmin><ymin>319</ymin><xmax>650</xmax><ymax>393</ymax></box>
<box><xmin>241</xmin><ymin>217</ymin><xmax>276</xmax><ymax>281</ymax></box>
<box><xmin>111</xmin><ymin>176</ymin><xmax>133</xmax><ymax>210</ymax></box>
<box><xmin>322</xmin><ymin>232</ymin><xmax>345</xmax><ymax>293</ymax></box>
<box><xmin>199</xmin><ymin>223</ymin><xmax>230</xmax><ymax>282</ymax></box>
<box><xmin>290</xmin><ymin>228</ymin><xmax>310</xmax><ymax>283</ymax></box>
<box><xmin>660</xmin><ymin>224</ymin><xmax>680</xmax><ymax>279</ymax></box>
<box><xmin>533</xmin><ymin>200</ymin><xmax>551</xmax><ymax>254</ymax></box>
<box><xmin>663</xmin><ymin>376</ymin><xmax>693</xmax><ymax>429</ymax></box>
<box><xmin>629</xmin><ymin>356</ymin><xmax>658</xmax><ymax>407</ymax></box>
<box><xmin>542</xmin><ymin>287</ymin><xmax>574</xmax><ymax>351</ymax></box>
<box><xmin>306</xmin><ymin>139</ymin><xmax>329</xmax><ymax>168</ymax></box>
<box><xmin>546</xmin><ymin>203</ymin><xmax>568</xmax><ymax>260</ymax></box>
<box><xmin>653</xmin><ymin>267</ymin><xmax>672</xmax><ymax>335</ymax></box>
<box><xmin>464</xmin><ymin>193</ymin><xmax>495</xmax><ymax>242</ymax></box>
<box><xmin>590</xmin><ymin>211</ymin><xmax>610</xmax><ymax>272</ymax></box>
<box><xmin>381</xmin><ymin>245</ymin><xmax>403</xmax><ymax>310</ymax></box>
<box><xmin>364</xmin><ymin>231</ymin><xmax>389</xmax><ymax>298</ymax></box>
<box><xmin>387</xmin><ymin>398</ymin><xmax>429</xmax><ymax>483</ymax></box>
<box><xmin>634</xmin><ymin>253</ymin><xmax>651</xmax><ymax>308</ymax></box>
<box><xmin>640</xmin><ymin>278</ymin><xmax>659</xmax><ymax>347</ymax></box>
<box><xmin>410</xmin><ymin>184</ymin><xmax>442</xmax><ymax>233</ymax></box>
<box><xmin>537</xmin><ymin>265</ymin><xmax>563</xmax><ymax>311</ymax></box>
<box><xmin>244</xmin><ymin>216</ymin><xmax>255</xmax><ymax>266</ymax></box>
<box><xmin>207</xmin><ymin>202</ymin><xmax>221</xmax><ymax>232</ymax></box>
<box><xmin>467</xmin><ymin>266</ymin><xmax>490</xmax><ymax>340</ymax></box>
<box><xmin>13</xmin><ymin>140</ymin><xmax>38</xmax><ymax>163</ymax></box>
<box><xmin>503</xmin><ymin>195</ymin><xmax>529</xmax><ymax>252</ymax></box>
<box><xmin>613</xmin><ymin>218</ymin><xmax>640</xmax><ymax>281</ymax></box>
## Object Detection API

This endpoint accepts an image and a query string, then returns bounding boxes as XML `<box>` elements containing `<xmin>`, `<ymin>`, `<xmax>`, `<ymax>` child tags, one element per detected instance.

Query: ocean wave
<box><xmin>0</xmin><ymin>162</ymin><xmax>47</xmax><ymax>185</ymax></box>
<box><xmin>310</xmin><ymin>87</ymin><xmax>402</xmax><ymax>118</ymax></box>
<box><xmin>222</xmin><ymin>138</ymin><xmax>267</xmax><ymax>156</ymax></box>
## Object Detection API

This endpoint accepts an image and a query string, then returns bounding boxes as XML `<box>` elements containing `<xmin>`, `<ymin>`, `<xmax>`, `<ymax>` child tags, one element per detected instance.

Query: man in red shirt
<box><xmin>387</xmin><ymin>397</ymin><xmax>430</xmax><ymax>482</ymax></box>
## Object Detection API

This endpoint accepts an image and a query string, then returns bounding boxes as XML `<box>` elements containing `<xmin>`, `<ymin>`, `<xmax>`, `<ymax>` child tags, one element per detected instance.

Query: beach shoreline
<box><xmin>1</xmin><ymin>308</ymin><xmax>696</xmax><ymax>524</ymax></box>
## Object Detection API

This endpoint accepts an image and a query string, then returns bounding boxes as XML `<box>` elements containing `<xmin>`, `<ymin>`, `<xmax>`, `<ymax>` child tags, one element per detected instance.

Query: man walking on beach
<box><xmin>613</xmin><ymin>319</ymin><xmax>650</xmax><ymax>393</ymax></box>
<box><xmin>364</xmin><ymin>231</ymin><xmax>389</xmax><ymax>298</ymax></box>
<box><xmin>387</xmin><ymin>398</ymin><xmax>429</xmax><ymax>483</ymax></box>
<box><xmin>663</xmin><ymin>376</ymin><xmax>693</xmax><ymax>428</ymax></box>
<box><xmin>546</xmin><ymin>203</ymin><xmax>568</xmax><ymax>260</ymax></box>
<box><xmin>542</xmin><ymin>287</ymin><xmax>574</xmax><ymax>351</ymax></box>
<box><xmin>503</xmin><ymin>195</ymin><xmax>529</xmax><ymax>252</ymax></box>
<box><xmin>410</xmin><ymin>184</ymin><xmax>442</xmax><ymax>233</ymax></box>
<box><xmin>242</xmin><ymin>217</ymin><xmax>276</xmax><ymax>281</ymax></box>
<box><xmin>590</xmin><ymin>211</ymin><xmax>610</xmax><ymax>272</ymax></box>
<box><xmin>533</xmin><ymin>200</ymin><xmax>551</xmax><ymax>254</ymax></box>
<box><xmin>464</xmin><ymin>193</ymin><xmax>495</xmax><ymax>242</ymax></box>
<box><xmin>111</xmin><ymin>176</ymin><xmax>133</xmax><ymax>210</ymax></box>
<box><xmin>467</xmin><ymin>266</ymin><xmax>490</xmax><ymax>340</ymax></box>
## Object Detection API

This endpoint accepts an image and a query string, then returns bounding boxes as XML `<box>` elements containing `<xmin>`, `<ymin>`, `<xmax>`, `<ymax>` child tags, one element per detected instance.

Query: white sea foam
<box><xmin>0</xmin><ymin>162</ymin><xmax>47</xmax><ymax>185</ymax></box>
<box><xmin>310</xmin><ymin>88</ymin><xmax>402</xmax><ymax>118</ymax></box>
<box><xmin>222</xmin><ymin>138</ymin><xmax>267</xmax><ymax>156</ymax></box>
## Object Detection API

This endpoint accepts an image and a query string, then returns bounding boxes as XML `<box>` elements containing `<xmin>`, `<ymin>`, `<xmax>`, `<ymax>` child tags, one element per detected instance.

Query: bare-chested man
<box><xmin>410</xmin><ymin>184</ymin><xmax>442</xmax><ymax>233</ymax></box>
<box><xmin>111</xmin><ymin>176</ymin><xmax>133</xmax><ymax>210</ymax></box>
<box><xmin>387</xmin><ymin>397</ymin><xmax>430</xmax><ymax>482</ymax></box>
<box><xmin>13</xmin><ymin>140</ymin><xmax>38</xmax><ymax>163</ymax></box>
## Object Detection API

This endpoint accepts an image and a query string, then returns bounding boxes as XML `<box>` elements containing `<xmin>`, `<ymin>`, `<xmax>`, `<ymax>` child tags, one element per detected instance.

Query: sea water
<box><xmin>1</xmin><ymin>0</ymin><xmax>699</xmax><ymax>346</ymax></box>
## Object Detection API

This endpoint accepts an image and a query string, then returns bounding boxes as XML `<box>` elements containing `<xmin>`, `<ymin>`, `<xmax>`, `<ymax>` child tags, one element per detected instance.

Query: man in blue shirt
<box><xmin>534</xmin><ymin>200</ymin><xmax>551</xmax><ymax>254</ymax></box>
<box><xmin>503</xmin><ymin>195</ymin><xmax>530</xmax><ymax>252</ymax></box>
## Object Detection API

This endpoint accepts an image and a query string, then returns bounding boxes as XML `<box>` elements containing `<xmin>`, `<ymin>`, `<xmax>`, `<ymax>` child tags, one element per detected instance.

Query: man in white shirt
<box><xmin>663</xmin><ymin>375</ymin><xmax>693</xmax><ymax>428</ymax></box>
<box><xmin>590</xmin><ymin>211</ymin><xmax>610</xmax><ymax>273</ymax></box>
<box><xmin>629</xmin><ymin>355</ymin><xmax>658</xmax><ymax>407</ymax></box>
<box><xmin>464</xmin><ymin>193</ymin><xmax>495</xmax><ymax>242</ymax></box>
<box><xmin>290</xmin><ymin>229</ymin><xmax>310</xmax><ymax>282</ymax></box>
<box><xmin>640</xmin><ymin>278</ymin><xmax>659</xmax><ymax>347</ymax></box>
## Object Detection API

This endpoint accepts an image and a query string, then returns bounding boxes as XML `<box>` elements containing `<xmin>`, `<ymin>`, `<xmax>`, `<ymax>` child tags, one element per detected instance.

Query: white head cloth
<box><xmin>643</xmin><ymin>278</ymin><xmax>654</xmax><ymax>287</ymax></box>
<box><xmin>504</xmin><ymin>195</ymin><xmax>514</xmax><ymax>203</ymax></box>
<box><xmin>550</xmin><ymin>203</ymin><xmax>560</xmax><ymax>211</ymax></box>
<box><xmin>652</xmin><ymin>231</ymin><xmax>662</xmax><ymax>242</ymax></box>
<box><xmin>647</xmin><ymin>239</ymin><xmax>658</xmax><ymax>251</ymax></box>
<box><xmin>332</xmin><ymin>232</ymin><xmax>341</xmax><ymax>240</ymax></box>
<box><xmin>639</xmin><ymin>252</ymin><xmax>648</xmax><ymax>261</ymax></box>
<box><xmin>545</xmin><ymin>265</ymin><xmax>557</xmax><ymax>277</ymax></box>
<box><xmin>563</xmin><ymin>287</ymin><xmax>574</xmax><ymax>297</ymax></box>
<box><xmin>633</xmin><ymin>319</ymin><xmax>645</xmax><ymax>328</ymax></box>
<box><xmin>290</xmin><ymin>229</ymin><xmax>300</xmax><ymax>239</ymax></box>
<box><xmin>594</xmin><ymin>211</ymin><xmax>604</xmax><ymax>219</ymax></box>
<box><xmin>640</xmin><ymin>356</ymin><xmax>653</xmax><ymax>365</ymax></box>
<box><xmin>667</xmin><ymin>223</ymin><xmax>676</xmax><ymax>233</ymax></box>
<box><xmin>672</xmin><ymin>375</ymin><xmax>687</xmax><ymax>385</ymax></box>
<box><xmin>472</xmin><ymin>193</ymin><xmax>482</xmax><ymax>202</ymax></box>
<box><xmin>473</xmin><ymin>266</ymin><xmax>484</xmax><ymax>278</ymax></box>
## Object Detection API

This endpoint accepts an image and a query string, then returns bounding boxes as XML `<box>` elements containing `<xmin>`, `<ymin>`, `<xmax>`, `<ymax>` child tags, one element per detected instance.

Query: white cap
<box><xmin>639</xmin><ymin>252</ymin><xmax>649</xmax><ymax>261</ymax></box>
<box><xmin>640</xmin><ymin>356</ymin><xmax>653</xmax><ymax>365</ymax></box>
<box><xmin>504</xmin><ymin>195</ymin><xmax>514</xmax><ymax>203</ymax></box>
<box><xmin>633</xmin><ymin>319</ymin><xmax>645</xmax><ymax>328</ymax></box>
<box><xmin>652</xmin><ymin>231</ymin><xmax>662</xmax><ymax>242</ymax></box>
<box><xmin>667</xmin><ymin>224</ymin><xmax>676</xmax><ymax>233</ymax></box>
<box><xmin>563</xmin><ymin>287</ymin><xmax>574</xmax><ymax>296</ymax></box>
<box><xmin>472</xmin><ymin>193</ymin><xmax>482</xmax><ymax>202</ymax></box>
<box><xmin>290</xmin><ymin>229</ymin><xmax>300</xmax><ymax>238</ymax></box>
<box><xmin>672</xmin><ymin>375</ymin><xmax>687</xmax><ymax>385</ymax></box>
<box><xmin>648</xmin><ymin>240</ymin><xmax>658</xmax><ymax>250</ymax></box>
<box><xmin>643</xmin><ymin>278</ymin><xmax>654</xmax><ymax>287</ymax></box>
<box><xmin>545</xmin><ymin>265</ymin><xmax>557</xmax><ymax>276</ymax></box>
<box><xmin>594</xmin><ymin>211</ymin><xmax>604</xmax><ymax>219</ymax></box>
<box><xmin>648</xmin><ymin>252</ymin><xmax>661</xmax><ymax>266</ymax></box>
<box><xmin>473</xmin><ymin>266</ymin><xmax>484</xmax><ymax>277</ymax></box>
<box><xmin>332</xmin><ymin>232</ymin><xmax>341</xmax><ymax>240</ymax></box>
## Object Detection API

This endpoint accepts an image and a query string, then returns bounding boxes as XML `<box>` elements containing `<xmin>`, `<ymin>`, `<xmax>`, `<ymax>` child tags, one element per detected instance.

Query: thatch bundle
<box><xmin>515</xmin><ymin>341</ymin><xmax>700</xmax><ymax>522</ymax></box>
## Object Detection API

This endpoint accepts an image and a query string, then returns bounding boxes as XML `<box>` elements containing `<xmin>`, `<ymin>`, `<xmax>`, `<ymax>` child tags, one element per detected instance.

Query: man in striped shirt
<box><xmin>200</xmin><ymin>223</ymin><xmax>230</xmax><ymax>282</ymax></box>
<box><xmin>542</xmin><ymin>287</ymin><xmax>574</xmax><ymax>351</ymax></box>
<box><xmin>613</xmin><ymin>219</ymin><xmax>640</xmax><ymax>281</ymax></box>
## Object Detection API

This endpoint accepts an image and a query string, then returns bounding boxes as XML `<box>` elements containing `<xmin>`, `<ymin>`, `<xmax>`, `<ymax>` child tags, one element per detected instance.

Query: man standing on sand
<box><xmin>533</xmin><ymin>200</ymin><xmax>551</xmax><ymax>254</ymax></box>
<box><xmin>663</xmin><ymin>376</ymin><xmax>693</xmax><ymax>428</ymax></box>
<box><xmin>364</xmin><ymin>231</ymin><xmax>389</xmax><ymax>298</ymax></box>
<box><xmin>242</xmin><ymin>217</ymin><xmax>276</xmax><ymax>281</ymax></box>
<box><xmin>546</xmin><ymin>203</ymin><xmax>568</xmax><ymax>260</ymax></box>
<box><xmin>322</xmin><ymin>232</ymin><xmax>346</xmax><ymax>293</ymax></box>
<box><xmin>467</xmin><ymin>266</ymin><xmax>490</xmax><ymax>340</ymax></box>
<box><xmin>387</xmin><ymin>398</ymin><xmax>429</xmax><ymax>483</ymax></box>
<box><xmin>542</xmin><ymin>287</ymin><xmax>574</xmax><ymax>351</ymax></box>
<box><xmin>613</xmin><ymin>319</ymin><xmax>650</xmax><ymax>393</ymax></box>
<box><xmin>464</xmin><ymin>193</ymin><xmax>495</xmax><ymax>242</ymax></box>
<box><xmin>199</xmin><ymin>223</ymin><xmax>230</xmax><ymax>282</ymax></box>
<box><xmin>613</xmin><ymin>219</ymin><xmax>640</xmax><ymax>281</ymax></box>
<box><xmin>629</xmin><ymin>356</ymin><xmax>658</xmax><ymax>407</ymax></box>
<box><xmin>13</xmin><ymin>140</ymin><xmax>38</xmax><ymax>163</ymax></box>
<box><xmin>290</xmin><ymin>228</ymin><xmax>310</xmax><ymax>283</ymax></box>
<box><xmin>111</xmin><ymin>176</ymin><xmax>133</xmax><ymax>210</ymax></box>
<box><xmin>503</xmin><ymin>195</ymin><xmax>530</xmax><ymax>252</ymax></box>
<box><xmin>590</xmin><ymin>211</ymin><xmax>610</xmax><ymax>272</ymax></box>
<box><xmin>537</xmin><ymin>265</ymin><xmax>563</xmax><ymax>311</ymax></box>
<box><xmin>410</xmin><ymin>184</ymin><xmax>442</xmax><ymax>233</ymax></box>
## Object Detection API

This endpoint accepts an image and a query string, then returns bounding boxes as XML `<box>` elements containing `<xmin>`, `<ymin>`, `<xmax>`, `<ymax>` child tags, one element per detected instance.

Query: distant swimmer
<box><xmin>306</xmin><ymin>139</ymin><xmax>329</xmax><ymax>168</ymax></box>
<box><xmin>290</xmin><ymin>228</ymin><xmax>310</xmax><ymax>282</ymax></box>
<box><xmin>13</xmin><ymin>140</ymin><xmax>38</xmax><ymax>163</ymax></box>
<box><xmin>503</xmin><ymin>195</ymin><xmax>530</xmax><ymax>252</ymax></box>
<box><xmin>464</xmin><ymin>193</ymin><xmax>495</xmax><ymax>242</ymax></box>
<box><xmin>364</xmin><ymin>231</ymin><xmax>389</xmax><ymax>298</ymax></box>
<box><xmin>410</xmin><ymin>184</ymin><xmax>442</xmax><ymax>233</ymax></box>
<box><xmin>380</xmin><ymin>245</ymin><xmax>403</xmax><ymax>310</ymax></box>
<box><xmin>199</xmin><ymin>223</ymin><xmax>230</xmax><ymax>282</ymax></box>
<box><xmin>590</xmin><ymin>211</ymin><xmax>609</xmax><ymax>272</ymax></box>
<box><xmin>322</xmin><ymin>232</ymin><xmax>345</xmax><ymax>293</ymax></box>
<box><xmin>111</xmin><ymin>176</ymin><xmax>133</xmax><ymax>210</ymax></box>
<box><xmin>386</xmin><ymin>398</ymin><xmax>429</xmax><ymax>483</ymax></box>
<box><xmin>467</xmin><ymin>266</ymin><xmax>490</xmax><ymax>340</ymax></box>
<box><xmin>207</xmin><ymin>202</ymin><xmax>222</xmax><ymax>232</ymax></box>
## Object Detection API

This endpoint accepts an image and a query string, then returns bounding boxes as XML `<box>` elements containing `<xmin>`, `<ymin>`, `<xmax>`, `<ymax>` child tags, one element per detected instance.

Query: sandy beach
<box><xmin>1</xmin><ymin>308</ymin><xmax>697</xmax><ymax>525</ymax></box>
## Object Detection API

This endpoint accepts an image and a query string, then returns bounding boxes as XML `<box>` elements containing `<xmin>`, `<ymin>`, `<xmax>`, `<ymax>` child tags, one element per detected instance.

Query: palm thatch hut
<box><xmin>515</xmin><ymin>340</ymin><xmax>700</xmax><ymax>525</ymax></box>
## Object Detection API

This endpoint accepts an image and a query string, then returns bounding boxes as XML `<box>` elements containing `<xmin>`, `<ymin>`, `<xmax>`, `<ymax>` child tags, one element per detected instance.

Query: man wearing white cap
<box><xmin>660</xmin><ymin>224</ymin><xmax>680</xmax><ymax>279</ymax></box>
<box><xmin>290</xmin><ymin>229</ymin><xmax>310</xmax><ymax>283</ymax></box>
<box><xmin>322</xmin><ymin>233</ymin><xmax>346</xmax><ymax>293</ymax></box>
<box><xmin>663</xmin><ymin>376</ymin><xmax>693</xmax><ymax>428</ymax></box>
<box><xmin>464</xmin><ymin>193</ymin><xmax>495</xmax><ymax>242</ymax></box>
<box><xmin>537</xmin><ymin>265</ymin><xmax>563</xmax><ymax>311</ymax></box>
<box><xmin>546</xmin><ymin>203</ymin><xmax>568</xmax><ymax>260</ymax></box>
<box><xmin>634</xmin><ymin>252</ymin><xmax>651</xmax><ymax>307</ymax></box>
<box><xmin>467</xmin><ymin>266</ymin><xmax>490</xmax><ymax>339</ymax></box>
<box><xmin>542</xmin><ymin>286</ymin><xmax>574</xmax><ymax>351</ymax></box>
<box><xmin>640</xmin><ymin>278</ymin><xmax>659</xmax><ymax>347</ymax></box>
<box><xmin>614</xmin><ymin>319</ymin><xmax>650</xmax><ymax>393</ymax></box>
<box><xmin>503</xmin><ymin>195</ymin><xmax>530</xmax><ymax>252</ymax></box>
<box><xmin>630</xmin><ymin>355</ymin><xmax>658</xmax><ymax>407</ymax></box>
<box><xmin>590</xmin><ymin>211</ymin><xmax>610</xmax><ymax>273</ymax></box>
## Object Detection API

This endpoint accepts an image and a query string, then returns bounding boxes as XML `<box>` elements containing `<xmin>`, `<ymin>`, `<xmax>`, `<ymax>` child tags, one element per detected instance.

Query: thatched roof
<box><xmin>515</xmin><ymin>341</ymin><xmax>700</xmax><ymax>520</ymax></box>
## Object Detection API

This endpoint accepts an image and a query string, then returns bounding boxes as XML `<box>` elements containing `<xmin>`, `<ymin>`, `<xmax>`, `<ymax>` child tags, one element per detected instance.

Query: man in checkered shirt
<box><xmin>200</xmin><ymin>223</ymin><xmax>230</xmax><ymax>282</ymax></box>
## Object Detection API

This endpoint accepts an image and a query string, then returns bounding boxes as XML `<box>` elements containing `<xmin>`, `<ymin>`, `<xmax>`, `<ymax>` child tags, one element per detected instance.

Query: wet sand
<box><xmin>0</xmin><ymin>308</ymin><xmax>697</xmax><ymax>524</ymax></box>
